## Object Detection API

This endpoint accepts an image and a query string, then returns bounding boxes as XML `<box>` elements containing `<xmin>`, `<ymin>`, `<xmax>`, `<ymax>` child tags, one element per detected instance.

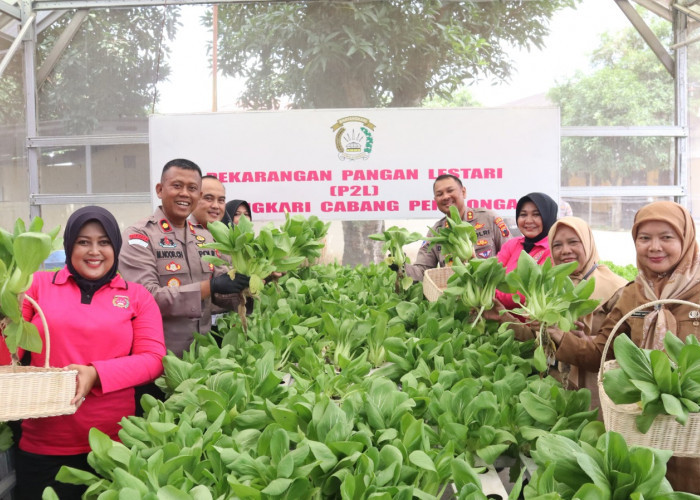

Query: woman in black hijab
<box><xmin>63</xmin><ymin>206</ymin><xmax>122</xmax><ymax>303</ymax></box>
<box><xmin>494</xmin><ymin>192</ymin><xmax>558</xmax><ymax>310</ymax></box>
<box><xmin>221</xmin><ymin>199</ymin><xmax>252</xmax><ymax>226</ymax></box>
<box><xmin>515</xmin><ymin>193</ymin><xmax>558</xmax><ymax>254</ymax></box>
<box><xmin>12</xmin><ymin>206</ymin><xmax>165</xmax><ymax>500</ymax></box>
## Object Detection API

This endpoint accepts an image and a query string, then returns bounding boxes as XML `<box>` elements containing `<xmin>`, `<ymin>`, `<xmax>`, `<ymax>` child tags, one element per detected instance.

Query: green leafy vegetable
<box><xmin>425</xmin><ymin>205</ymin><xmax>477</xmax><ymax>263</ymax></box>
<box><xmin>603</xmin><ymin>332</ymin><xmax>700</xmax><ymax>433</ymax></box>
<box><xmin>444</xmin><ymin>256</ymin><xmax>507</xmax><ymax>327</ymax></box>
<box><xmin>370</xmin><ymin>226</ymin><xmax>423</xmax><ymax>293</ymax></box>
<box><xmin>0</xmin><ymin>217</ymin><xmax>61</xmax><ymax>359</ymax></box>
<box><xmin>504</xmin><ymin>253</ymin><xmax>599</xmax><ymax>375</ymax></box>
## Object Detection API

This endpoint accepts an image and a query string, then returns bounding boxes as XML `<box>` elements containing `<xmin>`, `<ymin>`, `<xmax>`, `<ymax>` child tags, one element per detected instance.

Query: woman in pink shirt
<box><xmin>12</xmin><ymin>206</ymin><xmax>165</xmax><ymax>500</ymax></box>
<box><xmin>494</xmin><ymin>192</ymin><xmax>558</xmax><ymax>310</ymax></box>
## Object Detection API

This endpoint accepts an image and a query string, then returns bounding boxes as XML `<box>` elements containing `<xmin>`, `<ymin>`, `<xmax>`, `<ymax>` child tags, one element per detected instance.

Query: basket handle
<box><xmin>597</xmin><ymin>298</ymin><xmax>700</xmax><ymax>383</ymax></box>
<box><xmin>24</xmin><ymin>295</ymin><xmax>51</xmax><ymax>369</ymax></box>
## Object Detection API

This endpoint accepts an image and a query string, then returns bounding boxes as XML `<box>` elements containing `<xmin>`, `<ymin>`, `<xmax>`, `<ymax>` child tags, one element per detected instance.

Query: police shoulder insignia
<box><xmin>466</xmin><ymin>210</ymin><xmax>474</xmax><ymax>221</ymax></box>
<box><xmin>160</xmin><ymin>219</ymin><xmax>172</xmax><ymax>232</ymax></box>
<box><xmin>495</xmin><ymin>217</ymin><xmax>510</xmax><ymax>237</ymax></box>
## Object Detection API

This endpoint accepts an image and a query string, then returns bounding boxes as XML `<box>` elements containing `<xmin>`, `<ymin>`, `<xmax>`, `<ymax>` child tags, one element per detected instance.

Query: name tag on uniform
<box><xmin>630</xmin><ymin>310</ymin><xmax>651</xmax><ymax>318</ymax></box>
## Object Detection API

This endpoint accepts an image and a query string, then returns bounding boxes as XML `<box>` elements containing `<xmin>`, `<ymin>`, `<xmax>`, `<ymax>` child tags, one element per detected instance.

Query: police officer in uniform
<box><xmin>405</xmin><ymin>174</ymin><xmax>512</xmax><ymax>281</ymax></box>
<box><xmin>119</xmin><ymin>159</ymin><xmax>248</xmax><ymax>359</ymax></box>
<box><xmin>190</xmin><ymin>175</ymin><xmax>227</xmax><ymax>229</ymax></box>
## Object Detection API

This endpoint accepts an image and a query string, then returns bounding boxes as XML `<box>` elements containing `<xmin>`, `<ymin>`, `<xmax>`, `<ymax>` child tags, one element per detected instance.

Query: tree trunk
<box><xmin>342</xmin><ymin>220</ymin><xmax>385</xmax><ymax>266</ymax></box>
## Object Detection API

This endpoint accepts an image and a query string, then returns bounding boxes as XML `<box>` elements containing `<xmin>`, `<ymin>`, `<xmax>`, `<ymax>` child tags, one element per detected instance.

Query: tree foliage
<box><xmin>548</xmin><ymin>14</ymin><xmax>674</xmax><ymax>185</ymax></box>
<box><xmin>205</xmin><ymin>0</ymin><xmax>578</xmax><ymax>266</ymax></box>
<box><xmin>203</xmin><ymin>0</ymin><xmax>579</xmax><ymax>265</ymax></box>
<box><xmin>423</xmin><ymin>85</ymin><xmax>480</xmax><ymax>108</ymax></box>
<box><xmin>0</xmin><ymin>8</ymin><xmax>180</xmax><ymax>134</ymax></box>
<box><xmin>207</xmin><ymin>0</ymin><xmax>579</xmax><ymax>110</ymax></box>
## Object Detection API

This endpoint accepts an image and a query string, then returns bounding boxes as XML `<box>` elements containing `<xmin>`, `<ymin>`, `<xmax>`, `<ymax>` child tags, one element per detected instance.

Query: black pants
<box><xmin>14</xmin><ymin>449</ymin><xmax>92</xmax><ymax>500</ymax></box>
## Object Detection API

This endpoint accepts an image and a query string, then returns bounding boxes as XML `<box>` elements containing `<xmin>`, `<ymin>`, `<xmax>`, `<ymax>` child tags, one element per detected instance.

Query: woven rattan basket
<box><xmin>0</xmin><ymin>295</ymin><xmax>77</xmax><ymax>421</ymax></box>
<box><xmin>597</xmin><ymin>298</ymin><xmax>700</xmax><ymax>457</ymax></box>
<box><xmin>423</xmin><ymin>267</ymin><xmax>455</xmax><ymax>302</ymax></box>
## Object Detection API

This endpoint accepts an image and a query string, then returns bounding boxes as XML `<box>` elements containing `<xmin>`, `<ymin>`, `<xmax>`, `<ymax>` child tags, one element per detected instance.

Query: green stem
<box><xmin>538</xmin><ymin>322</ymin><xmax>547</xmax><ymax>378</ymax></box>
<box><xmin>471</xmin><ymin>305</ymin><xmax>486</xmax><ymax>329</ymax></box>
<box><xmin>237</xmin><ymin>288</ymin><xmax>253</xmax><ymax>336</ymax></box>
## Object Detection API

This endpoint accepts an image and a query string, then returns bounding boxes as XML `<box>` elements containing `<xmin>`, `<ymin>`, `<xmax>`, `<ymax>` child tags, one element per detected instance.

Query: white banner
<box><xmin>149</xmin><ymin>108</ymin><xmax>560</xmax><ymax>221</ymax></box>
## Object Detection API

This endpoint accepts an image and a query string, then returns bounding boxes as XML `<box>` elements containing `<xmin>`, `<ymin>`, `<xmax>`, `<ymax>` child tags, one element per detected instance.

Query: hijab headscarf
<box><xmin>516</xmin><ymin>192</ymin><xmax>558</xmax><ymax>254</ymax></box>
<box><xmin>64</xmin><ymin>206</ymin><xmax>122</xmax><ymax>295</ymax></box>
<box><xmin>222</xmin><ymin>200</ymin><xmax>252</xmax><ymax>226</ymax></box>
<box><xmin>548</xmin><ymin>216</ymin><xmax>627</xmax><ymax>302</ymax></box>
<box><xmin>631</xmin><ymin>201</ymin><xmax>700</xmax><ymax>350</ymax></box>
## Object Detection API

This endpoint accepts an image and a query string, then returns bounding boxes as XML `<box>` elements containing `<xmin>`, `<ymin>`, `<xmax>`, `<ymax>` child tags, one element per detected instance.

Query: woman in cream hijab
<box><xmin>547</xmin><ymin>217</ymin><xmax>627</xmax><ymax>406</ymax></box>
<box><xmin>548</xmin><ymin>216</ymin><xmax>627</xmax><ymax>329</ymax></box>
<box><xmin>487</xmin><ymin>217</ymin><xmax>627</xmax><ymax>402</ymax></box>
<box><xmin>553</xmin><ymin>201</ymin><xmax>700</xmax><ymax>493</ymax></box>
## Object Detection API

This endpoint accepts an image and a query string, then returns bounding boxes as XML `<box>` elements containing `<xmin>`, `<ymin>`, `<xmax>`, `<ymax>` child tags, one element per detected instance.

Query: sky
<box><xmin>156</xmin><ymin>2</ymin><xmax>635</xmax><ymax>113</ymax></box>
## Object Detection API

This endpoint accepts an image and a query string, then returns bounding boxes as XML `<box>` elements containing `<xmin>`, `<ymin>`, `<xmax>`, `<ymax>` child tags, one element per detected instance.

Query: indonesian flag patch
<box><xmin>128</xmin><ymin>233</ymin><xmax>149</xmax><ymax>248</ymax></box>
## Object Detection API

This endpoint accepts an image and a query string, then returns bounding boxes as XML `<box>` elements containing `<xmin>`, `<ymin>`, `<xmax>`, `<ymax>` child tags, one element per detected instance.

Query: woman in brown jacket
<box><xmin>552</xmin><ymin>201</ymin><xmax>700</xmax><ymax>494</ymax></box>
<box><xmin>547</xmin><ymin>217</ymin><xmax>627</xmax><ymax>403</ymax></box>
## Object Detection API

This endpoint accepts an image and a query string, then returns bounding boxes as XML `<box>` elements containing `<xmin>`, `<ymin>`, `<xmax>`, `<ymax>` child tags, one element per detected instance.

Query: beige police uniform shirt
<box><xmin>118</xmin><ymin>207</ymin><xmax>227</xmax><ymax>357</ymax></box>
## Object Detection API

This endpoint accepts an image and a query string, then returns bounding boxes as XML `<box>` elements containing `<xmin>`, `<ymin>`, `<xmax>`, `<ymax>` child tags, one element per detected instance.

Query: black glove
<box><xmin>211</xmin><ymin>273</ymin><xmax>250</xmax><ymax>294</ymax></box>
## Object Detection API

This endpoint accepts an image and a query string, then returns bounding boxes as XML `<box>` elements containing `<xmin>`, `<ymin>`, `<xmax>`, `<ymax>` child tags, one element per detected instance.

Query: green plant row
<box><xmin>46</xmin><ymin>263</ymin><xmax>695</xmax><ymax>500</ymax></box>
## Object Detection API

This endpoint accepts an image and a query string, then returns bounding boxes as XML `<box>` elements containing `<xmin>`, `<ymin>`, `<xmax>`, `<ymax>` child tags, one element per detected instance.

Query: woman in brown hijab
<box><xmin>553</xmin><ymin>201</ymin><xmax>700</xmax><ymax>493</ymax></box>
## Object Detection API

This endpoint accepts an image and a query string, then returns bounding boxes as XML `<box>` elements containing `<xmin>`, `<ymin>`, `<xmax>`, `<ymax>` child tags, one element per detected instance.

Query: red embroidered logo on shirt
<box><xmin>466</xmin><ymin>211</ymin><xmax>474</xmax><ymax>221</ymax></box>
<box><xmin>476</xmin><ymin>239</ymin><xmax>488</xmax><ymax>246</ymax></box>
<box><xmin>113</xmin><ymin>296</ymin><xmax>129</xmax><ymax>308</ymax></box>
<box><xmin>473</xmin><ymin>223</ymin><xmax>484</xmax><ymax>230</ymax></box>
<box><xmin>160</xmin><ymin>237</ymin><xmax>177</xmax><ymax>248</ymax></box>
<box><xmin>167</xmin><ymin>277</ymin><xmax>181</xmax><ymax>287</ymax></box>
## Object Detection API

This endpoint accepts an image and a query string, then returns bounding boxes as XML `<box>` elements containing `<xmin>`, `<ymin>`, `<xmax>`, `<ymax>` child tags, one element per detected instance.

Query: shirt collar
<box><xmin>54</xmin><ymin>266</ymin><xmax>127</xmax><ymax>290</ymax></box>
